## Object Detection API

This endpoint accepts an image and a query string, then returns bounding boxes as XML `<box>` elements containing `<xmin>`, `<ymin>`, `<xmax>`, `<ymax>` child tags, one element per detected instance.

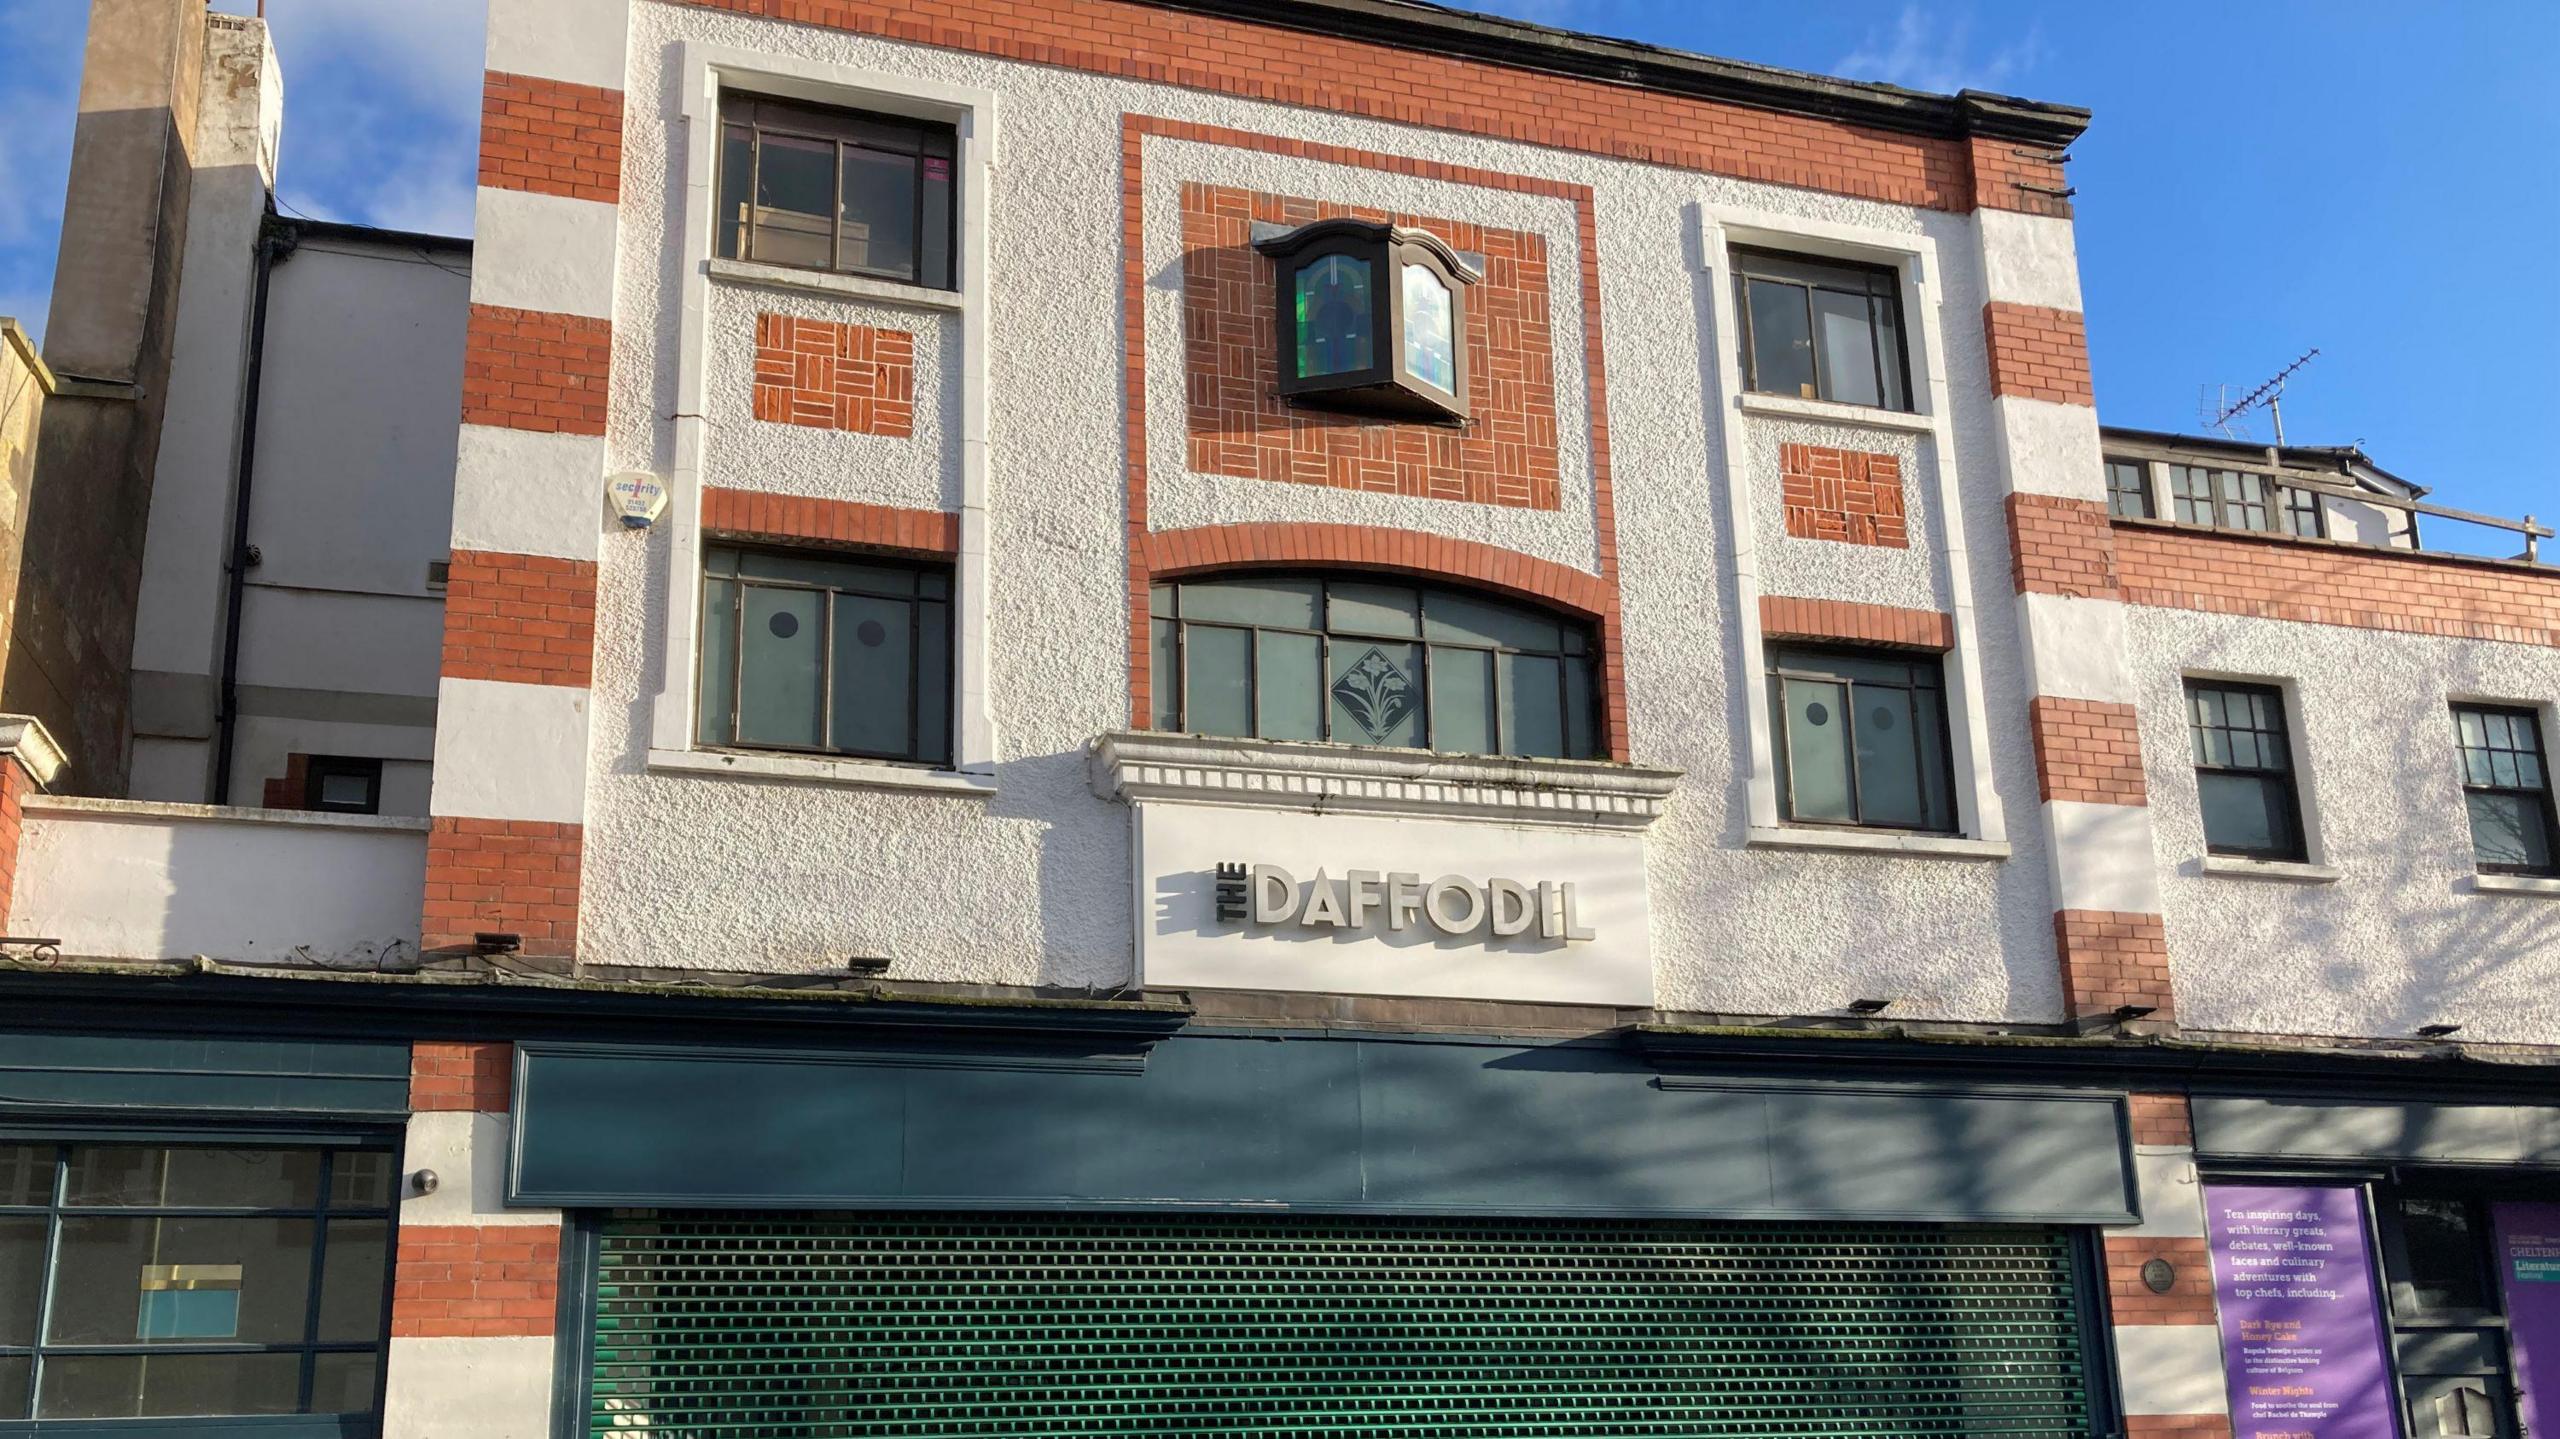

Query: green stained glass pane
<box><xmin>1294</xmin><ymin>253</ymin><xmax>1373</xmax><ymax>378</ymax></box>
<box><xmin>1401</xmin><ymin>263</ymin><xmax>1455</xmax><ymax>392</ymax></box>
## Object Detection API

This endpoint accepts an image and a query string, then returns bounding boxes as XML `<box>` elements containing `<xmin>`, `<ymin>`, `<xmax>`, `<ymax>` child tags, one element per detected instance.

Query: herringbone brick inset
<box><xmin>1781</xmin><ymin>444</ymin><xmax>1907</xmax><ymax>548</ymax></box>
<box><xmin>751</xmin><ymin>314</ymin><xmax>915</xmax><ymax>437</ymax></box>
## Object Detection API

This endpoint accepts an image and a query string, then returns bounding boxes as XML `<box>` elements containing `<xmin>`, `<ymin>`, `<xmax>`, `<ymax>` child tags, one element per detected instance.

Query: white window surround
<box><xmin>1088</xmin><ymin>731</ymin><xmax>1681</xmax><ymax>831</ymax></box>
<box><xmin>1744</xmin><ymin>826</ymin><xmax>2010</xmax><ymax>861</ymax></box>
<box><xmin>2471</xmin><ymin>874</ymin><xmax>2560</xmax><ymax>898</ymax></box>
<box><xmin>2181</xmin><ymin>668</ymin><xmax>2331</xmax><ymax>869</ymax></box>
<box><xmin>647</xmin><ymin>746</ymin><xmax>997</xmax><ymax>796</ymax></box>
<box><xmin>2196</xmin><ymin>855</ymin><xmax>2341</xmax><ymax>884</ymax></box>
<box><xmin>1697</xmin><ymin>203</ymin><xmax>2004</xmax><ymax>847</ymax></box>
<box><xmin>704</xmin><ymin>257</ymin><xmax>967</xmax><ymax>313</ymax></box>
<box><xmin>647</xmin><ymin>44</ymin><xmax>999</xmax><ymax>780</ymax></box>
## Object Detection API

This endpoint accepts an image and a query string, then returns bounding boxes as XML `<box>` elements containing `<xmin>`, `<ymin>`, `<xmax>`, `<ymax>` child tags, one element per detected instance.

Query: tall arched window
<box><xmin>1149</xmin><ymin>573</ymin><xmax>1598</xmax><ymax>760</ymax></box>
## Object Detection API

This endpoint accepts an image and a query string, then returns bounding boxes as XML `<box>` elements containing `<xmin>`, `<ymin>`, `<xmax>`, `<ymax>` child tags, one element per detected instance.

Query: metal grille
<box><xmin>591</xmin><ymin>1212</ymin><xmax>2096</xmax><ymax>1438</ymax></box>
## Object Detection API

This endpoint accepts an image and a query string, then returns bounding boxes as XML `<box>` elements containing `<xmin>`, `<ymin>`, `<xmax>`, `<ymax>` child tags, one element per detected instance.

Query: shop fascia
<box><xmin>1219</xmin><ymin>862</ymin><xmax>1597</xmax><ymax>942</ymax></box>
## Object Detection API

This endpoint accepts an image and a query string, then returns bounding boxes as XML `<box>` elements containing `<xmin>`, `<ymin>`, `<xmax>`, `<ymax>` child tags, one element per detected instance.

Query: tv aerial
<box><xmin>2200</xmin><ymin>348</ymin><xmax>2319</xmax><ymax>446</ymax></box>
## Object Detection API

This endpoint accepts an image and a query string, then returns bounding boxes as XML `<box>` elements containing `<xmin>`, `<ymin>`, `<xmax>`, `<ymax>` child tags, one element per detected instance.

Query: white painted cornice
<box><xmin>0</xmin><ymin>714</ymin><xmax>66</xmax><ymax>790</ymax></box>
<box><xmin>1089</xmin><ymin>731</ymin><xmax>1680</xmax><ymax>830</ymax></box>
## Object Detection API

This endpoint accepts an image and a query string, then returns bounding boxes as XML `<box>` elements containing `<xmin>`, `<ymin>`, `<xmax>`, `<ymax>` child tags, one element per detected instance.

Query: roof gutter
<box><xmin>1135</xmin><ymin>0</ymin><xmax>2091</xmax><ymax>149</ymax></box>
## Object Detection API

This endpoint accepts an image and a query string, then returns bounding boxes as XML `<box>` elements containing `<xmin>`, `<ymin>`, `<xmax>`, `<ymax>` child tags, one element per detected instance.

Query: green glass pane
<box><xmin>737</xmin><ymin>585</ymin><xmax>824</xmax><ymax>748</ymax></box>
<box><xmin>749</xmin><ymin>132</ymin><xmax>835</xmax><ymax>269</ymax></box>
<box><xmin>838</xmin><ymin>146</ymin><xmax>919</xmax><ymax>279</ymax></box>
<box><xmin>1782</xmin><ymin>678</ymin><xmax>1852</xmax><ymax>823</ymax></box>
<box><xmin>2456</xmin><ymin>708</ymin><xmax>2487</xmax><ymax>749</ymax></box>
<box><xmin>1294</xmin><ymin>253</ymin><xmax>1373</xmax><ymax>378</ymax></box>
<box><xmin>1176</xmin><ymin>577</ymin><xmax>1319</xmax><ymax>630</ymax></box>
<box><xmin>0</xmin><ymin>1216</ymin><xmax>41</xmax><ymax>1345</ymax></box>
<box><xmin>1563</xmin><ymin>656</ymin><xmax>1597</xmax><ymax>760</ymax></box>
<box><xmin>1184</xmin><ymin>625</ymin><xmax>1253</xmax><ymax>738</ymax></box>
<box><xmin>831</xmin><ymin>592</ymin><xmax>915</xmax><ymax>758</ymax></box>
<box><xmin>312</xmin><ymin>1351</ymin><xmax>380</xmax><ymax>1416</ymax></box>
<box><xmin>1329</xmin><ymin>641</ymin><xmax>1423</xmax><ymax>748</ymax></box>
<box><xmin>1401</xmin><ymin>263</ymin><xmax>1456</xmax><ymax>393</ymax></box>
<box><xmin>1811</xmin><ymin>288</ymin><xmax>1881</xmax><ymax>408</ymax></box>
<box><xmin>2491</xmin><ymin>748</ymin><xmax>2521</xmax><ymax>788</ymax></box>
<box><xmin>1500</xmin><ymin>652</ymin><xmax>1565</xmax><ymax>759</ymax></box>
<box><xmin>1326</xmin><ymin>581</ymin><xmax>1420</xmax><ymax>637</ymax></box>
<box><xmin>717</xmin><ymin>125</ymin><xmax>752</xmax><ymax>261</ymax></box>
<box><xmin>64</xmin><ymin>1148</ymin><xmax>317</xmax><ymax>1209</ymax></box>
<box><xmin>1148</xmin><ymin>583</ymin><xmax>1175</xmax><ymax>619</ymax></box>
<box><xmin>1851</xmin><ymin>688</ymin><xmax>1926</xmax><ymax>827</ymax></box>
<box><xmin>1423</xmin><ymin>591</ymin><xmax>1561</xmax><ymax>653</ymax></box>
<box><xmin>1149</xmin><ymin>618</ymin><xmax>1179</xmax><ymax>731</ymax></box>
<box><xmin>2469</xmin><ymin>792</ymin><xmax>2552</xmax><ymax>872</ymax></box>
<box><xmin>914</xmin><ymin>600</ymin><xmax>952</xmax><ymax>766</ymax></box>
<box><xmin>1874</xmin><ymin>294</ymin><xmax>1908</xmax><ymax>409</ymax></box>
<box><xmin>1915</xmin><ymin>687</ymin><xmax>1954</xmax><ymax>831</ymax></box>
<box><xmin>0</xmin><ymin>1144</ymin><xmax>46</xmax><ymax>1205</ymax></box>
<box><xmin>737</xmin><ymin>550</ymin><xmax>913</xmax><ymax>594</ymax></box>
<box><xmin>697</xmin><ymin>576</ymin><xmax>737</xmax><ymax>745</ymax></box>
<box><xmin>49</xmin><ymin>1217</ymin><xmax>313</xmax><ymax>1346</ymax></box>
<box><xmin>1257</xmin><ymin>631</ymin><xmax>1323</xmax><ymax>743</ymax></box>
<box><xmin>1429</xmin><ymin>645</ymin><xmax>1495</xmax><ymax>755</ymax></box>
<box><xmin>0</xmin><ymin>1355</ymin><xmax>23</xmax><ymax>1421</ymax></box>
<box><xmin>39</xmin><ymin>1352</ymin><xmax>302</xmax><ymax>1421</ymax></box>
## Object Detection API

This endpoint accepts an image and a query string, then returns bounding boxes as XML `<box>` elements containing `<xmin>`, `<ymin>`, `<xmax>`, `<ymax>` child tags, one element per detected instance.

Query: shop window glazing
<box><xmin>0</xmin><ymin>1143</ymin><xmax>393</xmax><ymax>1423</ymax></box>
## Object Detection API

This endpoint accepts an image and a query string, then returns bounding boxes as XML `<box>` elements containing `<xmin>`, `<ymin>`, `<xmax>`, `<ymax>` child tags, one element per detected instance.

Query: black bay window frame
<box><xmin>714</xmin><ymin>90</ymin><xmax>958</xmax><ymax>291</ymax></box>
<box><xmin>2452</xmin><ymin>702</ymin><xmax>2560</xmax><ymax>877</ymax></box>
<box><xmin>1766</xmin><ymin>644</ymin><xmax>1959</xmax><ymax>834</ymax></box>
<box><xmin>1732</xmin><ymin>246</ymin><xmax>1915</xmax><ymax>412</ymax></box>
<box><xmin>697</xmin><ymin>544</ymin><xmax>955</xmax><ymax>769</ymax></box>
<box><xmin>1150</xmin><ymin>573</ymin><xmax>1597</xmax><ymax>761</ymax></box>
<box><xmin>1256</xmin><ymin>218</ymin><xmax>1476</xmax><ymax>424</ymax></box>
<box><xmin>0</xmin><ymin>1139</ymin><xmax>398</xmax><ymax>1430</ymax></box>
<box><xmin>2186</xmin><ymin>679</ymin><xmax>2309</xmax><ymax>862</ymax></box>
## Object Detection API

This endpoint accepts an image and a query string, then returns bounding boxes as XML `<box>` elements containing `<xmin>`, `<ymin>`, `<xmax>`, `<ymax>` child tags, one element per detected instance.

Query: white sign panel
<box><xmin>1135</xmin><ymin>803</ymin><xmax>1653</xmax><ymax>1006</ymax></box>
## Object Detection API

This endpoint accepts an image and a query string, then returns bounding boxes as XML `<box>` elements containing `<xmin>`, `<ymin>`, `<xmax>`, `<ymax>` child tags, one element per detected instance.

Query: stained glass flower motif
<box><xmin>1329</xmin><ymin>647</ymin><xmax>1414</xmax><ymax>742</ymax></box>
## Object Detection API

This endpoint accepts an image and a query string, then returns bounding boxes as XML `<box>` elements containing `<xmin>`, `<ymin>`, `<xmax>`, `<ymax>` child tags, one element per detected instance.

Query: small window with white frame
<box><xmin>1733</xmin><ymin>248</ymin><xmax>1913</xmax><ymax>412</ymax></box>
<box><xmin>714</xmin><ymin>91</ymin><xmax>957</xmax><ymax>290</ymax></box>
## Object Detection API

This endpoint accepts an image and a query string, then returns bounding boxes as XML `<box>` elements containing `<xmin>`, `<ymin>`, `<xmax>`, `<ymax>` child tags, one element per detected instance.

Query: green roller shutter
<box><xmin>591</xmin><ymin>1212</ymin><xmax>2098</xmax><ymax>1437</ymax></box>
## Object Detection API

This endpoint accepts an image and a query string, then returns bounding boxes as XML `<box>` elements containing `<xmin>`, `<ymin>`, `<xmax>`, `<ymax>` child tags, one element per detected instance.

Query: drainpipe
<box><xmin>208</xmin><ymin>212</ymin><xmax>297</xmax><ymax>806</ymax></box>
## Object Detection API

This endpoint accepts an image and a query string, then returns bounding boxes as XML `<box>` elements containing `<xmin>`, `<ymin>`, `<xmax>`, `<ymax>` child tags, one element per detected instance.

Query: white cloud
<box><xmin>1835</xmin><ymin>5</ymin><xmax>2047</xmax><ymax>96</ymax></box>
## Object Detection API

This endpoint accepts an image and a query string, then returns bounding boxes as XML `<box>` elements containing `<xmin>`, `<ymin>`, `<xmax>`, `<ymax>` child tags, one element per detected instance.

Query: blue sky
<box><xmin>0</xmin><ymin>1</ymin><xmax>2551</xmax><ymax>549</ymax></box>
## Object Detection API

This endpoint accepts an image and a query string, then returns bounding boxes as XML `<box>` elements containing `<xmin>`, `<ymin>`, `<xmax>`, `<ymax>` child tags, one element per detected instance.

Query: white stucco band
<box><xmin>451</xmin><ymin>426</ymin><xmax>609</xmax><ymax>562</ymax></box>
<box><xmin>399</xmin><ymin>1113</ymin><xmax>564</xmax><ymax>1228</ymax></box>
<box><xmin>2044</xmin><ymin>800</ymin><xmax>2165</xmax><ymax>914</ymax></box>
<box><xmin>429</xmin><ymin>679</ymin><xmax>591</xmax><ymax>825</ymax></box>
<box><xmin>1974</xmin><ymin>208</ymin><xmax>2084</xmax><ymax>312</ymax></box>
<box><xmin>2124</xmin><ymin>1147</ymin><xmax>2207</xmax><ymax>1239</ymax></box>
<box><xmin>2016</xmin><ymin>593</ymin><xmax>2136</xmax><ymax>704</ymax></box>
<box><xmin>2112</xmin><ymin>1324</ymin><xmax>2231</xmax><ymax>1417</ymax></box>
<box><xmin>1989</xmin><ymin>395</ymin><xmax>2105</xmax><ymax>502</ymax></box>
<box><xmin>484</xmin><ymin>0</ymin><xmax>630</xmax><ymax>91</ymax></box>
<box><xmin>470</xmin><ymin>187</ymin><xmax>621</xmax><ymax>319</ymax></box>
<box><xmin>383</xmin><ymin>1336</ymin><xmax>557</xmax><ymax>1439</ymax></box>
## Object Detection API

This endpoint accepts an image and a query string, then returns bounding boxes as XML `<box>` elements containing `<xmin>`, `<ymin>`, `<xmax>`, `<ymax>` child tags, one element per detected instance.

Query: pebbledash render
<box><xmin>0</xmin><ymin>1</ymin><xmax>2556</xmax><ymax>1438</ymax></box>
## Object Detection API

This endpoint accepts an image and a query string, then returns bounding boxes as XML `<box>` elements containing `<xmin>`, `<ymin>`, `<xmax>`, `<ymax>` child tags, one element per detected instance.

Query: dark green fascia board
<box><xmin>1631</xmin><ymin>1023</ymin><xmax>2560</xmax><ymax>1103</ymax></box>
<box><xmin>1135</xmin><ymin>0</ymin><xmax>2092</xmax><ymax>150</ymax></box>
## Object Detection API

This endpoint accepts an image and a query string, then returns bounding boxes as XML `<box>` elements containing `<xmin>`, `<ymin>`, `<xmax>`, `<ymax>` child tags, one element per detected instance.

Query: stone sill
<box><xmin>2198</xmin><ymin>854</ymin><xmax>2342</xmax><ymax>884</ymax></box>
<box><xmin>1089</xmin><ymin>731</ymin><xmax>1680</xmax><ymax>830</ymax></box>
<box><xmin>1745</xmin><ymin>826</ymin><xmax>2009</xmax><ymax>861</ymax></box>
<box><xmin>1736</xmin><ymin>390</ymin><xmax>1935</xmax><ymax>435</ymax></box>
<box><xmin>23</xmin><ymin>795</ymin><xmax>431</xmax><ymax>832</ymax></box>
<box><xmin>704</xmin><ymin>257</ymin><xmax>965</xmax><ymax>312</ymax></box>
<box><xmin>648</xmin><ymin>746</ymin><xmax>996</xmax><ymax>797</ymax></box>
<box><xmin>2470</xmin><ymin>873</ymin><xmax>2560</xmax><ymax>899</ymax></box>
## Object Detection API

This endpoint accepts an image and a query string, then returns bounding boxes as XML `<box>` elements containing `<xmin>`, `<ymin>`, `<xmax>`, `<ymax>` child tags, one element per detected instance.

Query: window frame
<box><xmin>2166</xmin><ymin>464</ymin><xmax>2326</xmax><ymax>539</ymax></box>
<box><xmin>2451</xmin><ymin>702</ymin><xmax>2560</xmax><ymax>877</ymax></box>
<box><xmin>2103</xmin><ymin>458</ymin><xmax>2154</xmax><ymax>520</ymax></box>
<box><xmin>714</xmin><ymin>90</ymin><xmax>958</xmax><ymax>290</ymax></box>
<box><xmin>1257</xmin><ymin>219</ymin><xmax>1476</xmax><ymax>424</ymax></box>
<box><xmin>301</xmin><ymin>757</ymin><xmax>382</xmax><ymax>817</ymax></box>
<box><xmin>2185</xmin><ymin>678</ymin><xmax>2310</xmax><ymax>862</ymax></box>
<box><xmin>1149</xmin><ymin>572</ymin><xmax>1597</xmax><ymax>761</ymax></box>
<box><xmin>0</xmin><ymin>1141</ymin><xmax>397</xmax><ymax>1426</ymax></box>
<box><xmin>1766</xmin><ymin>643</ymin><xmax>1959</xmax><ymax>834</ymax></box>
<box><xmin>696</xmin><ymin>542</ymin><xmax>956</xmax><ymax>768</ymax></box>
<box><xmin>1732</xmin><ymin>246</ymin><xmax>1914</xmax><ymax>413</ymax></box>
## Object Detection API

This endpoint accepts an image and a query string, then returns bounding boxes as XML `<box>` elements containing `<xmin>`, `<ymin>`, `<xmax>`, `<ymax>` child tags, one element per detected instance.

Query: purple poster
<box><xmin>2493</xmin><ymin>1201</ymin><xmax>2560</xmax><ymax>1437</ymax></box>
<box><xmin>2203</xmin><ymin>1184</ymin><xmax>2400</xmax><ymax>1439</ymax></box>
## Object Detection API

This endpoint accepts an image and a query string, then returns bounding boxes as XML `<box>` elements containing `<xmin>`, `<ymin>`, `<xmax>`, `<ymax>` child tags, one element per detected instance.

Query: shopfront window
<box><xmin>0</xmin><ymin>1143</ymin><xmax>393</xmax><ymax>1422</ymax></box>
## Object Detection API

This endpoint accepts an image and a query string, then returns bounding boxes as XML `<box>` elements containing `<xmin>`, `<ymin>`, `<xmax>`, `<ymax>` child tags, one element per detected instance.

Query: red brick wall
<box><xmin>2123</xmin><ymin>1419</ymin><xmax>2234</xmax><ymax>1439</ymax></box>
<box><xmin>439</xmin><ymin>551</ymin><xmax>598</xmax><ymax>688</ymax></box>
<box><xmin>1757</xmin><ymin>596</ymin><xmax>1953</xmax><ymax>651</ymax></box>
<box><xmin>2103</xmin><ymin>1235</ymin><xmax>2218</xmax><ymax>1325</ymax></box>
<box><xmin>478</xmin><ymin>71</ymin><xmax>623</xmax><ymax>203</ymax></box>
<box><xmin>260</xmin><ymin>753</ymin><xmax>312</xmax><ymax>810</ymax></box>
<box><xmin>0</xmin><ymin>762</ymin><xmax>25</xmax><ymax>928</ymax></box>
<box><xmin>460</xmin><ymin>304</ymin><xmax>612</xmax><ymax>437</ymax></box>
<box><xmin>1182</xmin><ymin>183</ymin><xmax>1559</xmax><ymax>510</ymax></box>
<box><xmin>409</xmin><ymin>1041</ymin><xmax>512</xmax><ymax>1113</ymax></box>
<box><xmin>1780</xmin><ymin>444</ymin><xmax>1906</xmax><ymax>548</ymax></box>
<box><xmin>701</xmin><ymin>488</ymin><xmax>958</xmax><ymax>555</ymax></box>
<box><xmin>1967</xmin><ymin>134</ymin><xmax>2072</xmax><ymax>218</ymax></box>
<box><xmin>2028</xmin><ymin>696</ymin><xmax>2148</xmax><ymax>805</ymax></box>
<box><xmin>2006</xmin><ymin>493</ymin><xmax>2121</xmax><ymax>599</ymax></box>
<box><xmin>2116</xmin><ymin>522</ymin><xmax>2560</xmax><ymax>648</ymax></box>
<box><xmin>2054</xmin><ymin>909</ymin><xmax>2174</xmax><ymax>1024</ymax></box>
<box><xmin>751</xmin><ymin>314</ymin><xmax>916</xmax><ymax>437</ymax></box>
<box><xmin>391</xmin><ymin>1224</ymin><xmax>560</xmax><ymax>1338</ymax></box>
<box><xmin>2128</xmin><ymin>1091</ymin><xmax>2194</xmax><ymax>1148</ymax></box>
<box><xmin>423</xmin><ymin>818</ymin><xmax>582</xmax><ymax>958</ymax></box>
<box><xmin>1982</xmin><ymin>302</ymin><xmax>2094</xmax><ymax>407</ymax></box>
<box><xmin>679</xmin><ymin>0</ymin><xmax>2025</xmax><ymax>214</ymax></box>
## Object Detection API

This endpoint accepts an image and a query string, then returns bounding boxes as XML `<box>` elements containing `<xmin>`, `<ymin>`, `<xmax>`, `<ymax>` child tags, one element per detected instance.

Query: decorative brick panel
<box><xmin>1182</xmin><ymin>184</ymin><xmax>1559</xmax><ymax>510</ymax></box>
<box><xmin>409</xmin><ymin>1041</ymin><xmax>512</xmax><ymax>1114</ymax></box>
<box><xmin>2129</xmin><ymin>1092</ymin><xmax>2194</xmax><ymax>1148</ymax></box>
<box><xmin>679</xmin><ymin>0</ymin><xmax>2002</xmax><ymax>213</ymax></box>
<box><xmin>2123</xmin><ymin>1419</ymin><xmax>2234</xmax><ymax>1439</ymax></box>
<box><xmin>2104</xmin><ymin>1236</ymin><xmax>2218</xmax><ymax>1326</ymax></box>
<box><xmin>2029</xmin><ymin>696</ymin><xmax>2148</xmax><ymax>805</ymax></box>
<box><xmin>422</xmin><ymin>817</ymin><xmax>582</xmax><ymax>958</ymax></box>
<box><xmin>1780</xmin><ymin>444</ymin><xmax>1906</xmax><ymax>547</ymax></box>
<box><xmin>460</xmin><ymin>303</ymin><xmax>612</xmax><ymax>436</ymax></box>
<box><xmin>1757</xmin><ymin>596</ymin><xmax>1953</xmax><ymax>651</ymax></box>
<box><xmin>701</xmin><ymin>487</ymin><xmax>957</xmax><ymax>555</ymax></box>
<box><xmin>2116</xmin><ymin>522</ymin><xmax>2560</xmax><ymax>648</ymax></box>
<box><xmin>2006</xmin><ymin>493</ymin><xmax>2121</xmax><ymax>599</ymax></box>
<box><xmin>751</xmin><ymin>314</ymin><xmax>915</xmax><ymax>437</ymax></box>
<box><xmin>391</xmin><ymin>1224</ymin><xmax>560</xmax><ymax>1338</ymax></box>
<box><xmin>2054</xmin><ymin>909</ymin><xmax>2175</xmax><ymax>1025</ymax></box>
<box><xmin>439</xmin><ymin>550</ymin><xmax>597</xmax><ymax>688</ymax></box>
<box><xmin>1982</xmin><ymin>302</ymin><xmax>2094</xmax><ymax>407</ymax></box>
<box><xmin>478</xmin><ymin>71</ymin><xmax>623</xmax><ymax>203</ymax></box>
